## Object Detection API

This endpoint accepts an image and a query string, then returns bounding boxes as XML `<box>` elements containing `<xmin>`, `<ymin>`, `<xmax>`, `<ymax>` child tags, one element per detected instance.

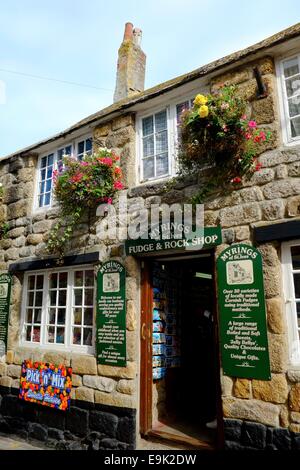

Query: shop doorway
<box><xmin>140</xmin><ymin>252</ymin><xmax>222</xmax><ymax>449</ymax></box>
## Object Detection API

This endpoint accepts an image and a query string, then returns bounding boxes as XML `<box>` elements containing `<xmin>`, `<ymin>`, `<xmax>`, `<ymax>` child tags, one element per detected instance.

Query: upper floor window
<box><xmin>282</xmin><ymin>240</ymin><xmax>300</xmax><ymax>364</ymax></box>
<box><xmin>138</xmin><ymin>98</ymin><xmax>194</xmax><ymax>183</ymax></box>
<box><xmin>21</xmin><ymin>266</ymin><xmax>95</xmax><ymax>353</ymax></box>
<box><xmin>279</xmin><ymin>55</ymin><xmax>300</xmax><ymax>142</ymax></box>
<box><xmin>36</xmin><ymin>136</ymin><xmax>92</xmax><ymax>209</ymax></box>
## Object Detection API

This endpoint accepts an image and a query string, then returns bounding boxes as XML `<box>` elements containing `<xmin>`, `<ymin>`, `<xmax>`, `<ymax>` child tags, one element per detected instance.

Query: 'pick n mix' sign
<box><xmin>19</xmin><ymin>360</ymin><xmax>72</xmax><ymax>411</ymax></box>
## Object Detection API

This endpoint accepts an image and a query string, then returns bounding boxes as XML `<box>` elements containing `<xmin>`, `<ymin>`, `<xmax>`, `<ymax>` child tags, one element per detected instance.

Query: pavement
<box><xmin>0</xmin><ymin>433</ymin><xmax>45</xmax><ymax>450</ymax></box>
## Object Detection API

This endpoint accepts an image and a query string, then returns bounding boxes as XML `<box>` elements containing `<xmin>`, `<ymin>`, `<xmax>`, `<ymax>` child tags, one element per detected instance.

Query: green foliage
<box><xmin>0</xmin><ymin>222</ymin><xmax>9</xmax><ymax>240</ymax></box>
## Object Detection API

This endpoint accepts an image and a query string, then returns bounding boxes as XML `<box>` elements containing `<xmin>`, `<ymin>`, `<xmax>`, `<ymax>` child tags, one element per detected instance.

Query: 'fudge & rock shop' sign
<box><xmin>217</xmin><ymin>244</ymin><xmax>271</xmax><ymax>380</ymax></box>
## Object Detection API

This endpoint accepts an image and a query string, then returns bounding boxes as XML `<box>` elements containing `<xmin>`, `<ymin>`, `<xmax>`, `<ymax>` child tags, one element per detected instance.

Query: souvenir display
<box><xmin>152</xmin><ymin>263</ymin><xmax>181</xmax><ymax>380</ymax></box>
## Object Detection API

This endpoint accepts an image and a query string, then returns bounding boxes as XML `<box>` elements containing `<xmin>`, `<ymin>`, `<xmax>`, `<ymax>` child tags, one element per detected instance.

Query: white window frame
<box><xmin>34</xmin><ymin>134</ymin><xmax>92</xmax><ymax>212</ymax></box>
<box><xmin>282</xmin><ymin>240</ymin><xmax>300</xmax><ymax>365</ymax></box>
<box><xmin>20</xmin><ymin>265</ymin><xmax>96</xmax><ymax>354</ymax></box>
<box><xmin>277</xmin><ymin>53</ymin><xmax>300</xmax><ymax>145</ymax></box>
<box><xmin>136</xmin><ymin>95</ymin><xmax>195</xmax><ymax>184</ymax></box>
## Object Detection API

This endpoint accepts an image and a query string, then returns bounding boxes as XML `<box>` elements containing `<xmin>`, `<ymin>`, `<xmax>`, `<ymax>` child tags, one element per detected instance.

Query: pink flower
<box><xmin>114</xmin><ymin>181</ymin><xmax>124</xmax><ymax>190</ymax></box>
<box><xmin>259</xmin><ymin>131</ymin><xmax>266</xmax><ymax>141</ymax></box>
<box><xmin>245</xmin><ymin>132</ymin><xmax>252</xmax><ymax>140</ymax></box>
<box><xmin>248</xmin><ymin>120</ymin><xmax>257</xmax><ymax>129</ymax></box>
<box><xmin>80</xmin><ymin>161</ymin><xmax>89</xmax><ymax>166</ymax></box>
<box><xmin>70</xmin><ymin>173</ymin><xmax>83</xmax><ymax>183</ymax></box>
<box><xmin>100</xmin><ymin>157</ymin><xmax>113</xmax><ymax>166</ymax></box>
<box><xmin>241</xmin><ymin>114</ymin><xmax>247</xmax><ymax>120</ymax></box>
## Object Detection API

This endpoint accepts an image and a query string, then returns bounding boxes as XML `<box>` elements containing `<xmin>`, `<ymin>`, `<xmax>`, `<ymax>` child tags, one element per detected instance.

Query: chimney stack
<box><xmin>113</xmin><ymin>22</ymin><xmax>146</xmax><ymax>103</ymax></box>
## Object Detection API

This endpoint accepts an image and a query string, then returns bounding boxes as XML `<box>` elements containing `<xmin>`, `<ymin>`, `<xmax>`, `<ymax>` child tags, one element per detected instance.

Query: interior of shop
<box><xmin>150</xmin><ymin>254</ymin><xmax>218</xmax><ymax>446</ymax></box>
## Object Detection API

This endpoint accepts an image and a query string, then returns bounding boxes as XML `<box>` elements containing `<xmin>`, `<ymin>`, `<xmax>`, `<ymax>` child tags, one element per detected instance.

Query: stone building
<box><xmin>1</xmin><ymin>21</ymin><xmax>300</xmax><ymax>450</ymax></box>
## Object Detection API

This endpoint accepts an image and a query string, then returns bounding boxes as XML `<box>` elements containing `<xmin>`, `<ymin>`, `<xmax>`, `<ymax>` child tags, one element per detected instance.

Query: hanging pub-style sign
<box><xmin>96</xmin><ymin>261</ymin><xmax>127</xmax><ymax>367</ymax></box>
<box><xmin>0</xmin><ymin>273</ymin><xmax>12</xmax><ymax>357</ymax></box>
<box><xmin>217</xmin><ymin>244</ymin><xmax>271</xmax><ymax>380</ymax></box>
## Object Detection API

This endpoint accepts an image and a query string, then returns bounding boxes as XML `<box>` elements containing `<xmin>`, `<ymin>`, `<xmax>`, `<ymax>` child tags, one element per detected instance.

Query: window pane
<box><xmin>59</xmin><ymin>272</ymin><xmax>68</xmax><ymax>288</ymax></box>
<box><xmin>176</xmin><ymin>101</ymin><xmax>190</xmax><ymax>124</ymax></box>
<box><xmin>35</xmin><ymin>291</ymin><xmax>43</xmax><ymax>307</ymax></box>
<box><xmin>56</xmin><ymin>327</ymin><xmax>65</xmax><ymax>344</ymax></box>
<box><xmin>83</xmin><ymin>328</ymin><xmax>92</xmax><ymax>346</ymax></box>
<box><xmin>74</xmin><ymin>308</ymin><xmax>82</xmax><ymax>325</ymax></box>
<box><xmin>47</xmin><ymin>326</ymin><xmax>55</xmax><ymax>343</ymax></box>
<box><xmin>84</xmin><ymin>289</ymin><xmax>94</xmax><ymax>306</ymax></box>
<box><xmin>288</xmin><ymin>96</ymin><xmax>300</xmax><ymax>117</ymax></box>
<box><xmin>26</xmin><ymin>326</ymin><xmax>32</xmax><ymax>341</ymax></box>
<box><xmin>49</xmin><ymin>273</ymin><xmax>57</xmax><ymax>289</ymax></box>
<box><xmin>26</xmin><ymin>309</ymin><xmax>33</xmax><ymax>323</ymax></box>
<box><xmin>155</xmin><ymin>111</ymin><xmax>167</xmax><ymax>132</ymax></box>
<box><xmin>49</xmin><ymin>308</ymin><xmax>56</xmax><ymax>324</ymax></box>
<box><xmin>58</xmin><ymin>290</ymin><xmax>67</xmax><ymax>306</ymax></box>
<box><xmin>291</xmin><ymin>246</ymin><xmax>300</xmax><ymax>269</ymax></box>
<box><xmin>57</xmin><ymin>308</ymin><xmax>66</xmax><ymax>325</ymax></box>
<box><xmin>34</xmin><ymin>309</ymin><xmax>42</xmax><ymax>324</ymax></box>
<box><xmin>156</xmin><ymin>131</ymin><xmax>168</xmax><ymax>154</ymax></box>
<box><xmin>44</xmin><ymin>193</ymin><xmax>51</xmax><ymax>206</ymax></box>
<box><xmin>285</xmin><ymin>76</ymin><xmax>300</xmax><ymax>97</ymax></box>
<box><xmin>143</xmin><ymin>136</ymin><xmax>154</xmax><ymax>157</ymax></box>
<box><xmin>73</xmin><ymin>328</ymin><xmax>81</xmax><ymax>345</ymax></box>
<box><xmin>84</xmin><ymin>308</ymin><xmax>93</xmax><ymax>326</ymax></box>
<box><xmin>39</xmin><ymin>181</ymin><xmax>45</xmax><ymax>194</ymax></box>
<box><xmin>283</xmin><ymin>57</ymin><xmax>299</xmax><ymax>78</ymax></box>
<box><xmin>142</xmin><ymin>116</ymin><xmax>153</xmax><ymax>136</ymax></box>
<box><xmin>36</xmin><ymin>275</ymin><xmax>44</xmax><ymax>290</ymax></box>
<box><xmin>294</xmin><ymin>273</ymin><xmax>300</xmax><ymax>298</ymax></box>
<box><xmin>39</xmin><ymin>195</ymin><xmax>44</xmax><ymax>208</ymax></box>
<box><xmin>291</xmin><ymin>117</ymin><xmax>300</xmax><ymax>138</ymax></box>
<box><xmin>143</xmin><ymin>158</ymin><xmax>154</xmax><ymax>180</ymax></box>
<box><xmin>156</xmin><ymin>153</ymin><xmax>169</xmax><ymax>176</ymax></box>
<box><xmin>28</xmin><ymin>276</ymin><xmax>35</xmax><ymax>290</ymax></box>
<box><xmin>75</xmin><ymin>271</ymin><xmax>84</xmax><ymax>287</ymax></box>
<box><xmin>74</xmin><ymin>289</ymin><xmax>83</xmax><ymax>306</ymax></box>
<box><xmin>32</xmin><ymin>327</ymin><xmax>40</xmax><ymax>343</ymax></box>
<box><xmin>28</xmin><ymin>292</ymin><xmax>34</xmax><ymax>306</ymax></box>
<box><xmin>50</xmin><ymin>291</ymin><xmax>57</xmax><ymax>306</ymax></box>
<box><xmin>41</xmin><ymin>156</ymin><xmax>47</xmax><ymax>168</ymax></box>
<box><xmin>78</xmin><ymin>141</ymin><xmax>84</xmax><ymax>155</ymax></box>
<box><xmin>48</xmin><ymin>154</ymin><xmax>54</xmax><ymax>166</ymax></box>
<box><xmin>86</xmin><ymin>138</ymin><xmax>92</xmax><ymax>152</ymax></box>
<box><xmin>85</xmin><ymin>270</ymin><xmax>94</xmax><ymax>287</ymax></box>
<box><xmin>46</xmin><ymin>179</ymin><xmax>52</xmax><ymax>192</ymax></box>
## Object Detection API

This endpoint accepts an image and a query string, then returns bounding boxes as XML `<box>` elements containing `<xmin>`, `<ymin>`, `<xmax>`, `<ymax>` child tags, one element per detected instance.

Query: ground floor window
<box><xmin>21</xmin><ymin>266</ymin><xmax>95</xmax><ymax>353</ymax></box>
<box><xmin>282</xmin><ymin>240</ymin><xmax>300</xmax><ymax>364</ymax></box>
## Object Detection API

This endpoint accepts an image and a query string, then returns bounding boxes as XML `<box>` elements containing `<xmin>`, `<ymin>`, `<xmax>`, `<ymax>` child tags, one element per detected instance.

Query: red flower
<box><xmin>231</xmin><ymin>177</ymin><xmax>242</xmax><ymax>184</ymax></box>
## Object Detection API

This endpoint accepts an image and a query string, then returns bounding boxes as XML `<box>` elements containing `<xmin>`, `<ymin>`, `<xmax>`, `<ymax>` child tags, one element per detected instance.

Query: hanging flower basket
<box><xmin>47</xmin><ymin>149</ymin><xmax>124</xmax><ymax>256</ymax></box>
<box><xmin>177</xmin><ymin>85</ymin><xmax>271</xmax><ymax>202</ymax></box>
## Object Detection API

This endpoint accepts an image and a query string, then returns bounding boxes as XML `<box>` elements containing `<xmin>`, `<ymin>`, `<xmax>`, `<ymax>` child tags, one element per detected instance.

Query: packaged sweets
<box><xmin>153</xmin><ymin>367</ymin><xmax>166</xmax><ymax>380</ymax></box>
<box><xmin>152</xmin><ymin>344</ymin><xmax>166</xmax><ymax>355</ymax></box>
<box><xmin>153</xmin><ymin>333</ymin><xmax>165</xmax><ymax>344</ymax></box>
<box><xmin>152</xmin><ymin>355</ymin><xmax>166</xmax><ymax>368</ymax></box>
<box><xmin>153</xmin><ymin>321</ymin><xmax>165</xmax><ymax>333</ymax></box>
<box><xmin>153</xmin><ymin>299</ymin><xmax>165</xmax><ymax>310</ymax></box>
<box><xmin>153</xmin><ymin>309</ymin><xmax>165</xmax><ymax>321</ymax></box>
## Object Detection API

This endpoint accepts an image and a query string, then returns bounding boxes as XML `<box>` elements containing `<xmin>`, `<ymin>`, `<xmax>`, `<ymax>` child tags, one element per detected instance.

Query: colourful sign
<box><xmin>217</xmin><ymin>244</ymin><xmax>271</xmax><ymax>380</ymax></box>
<box><xmin>19</xmin><ymin>360</ymin><xmax>72</xmax><ymax>411</ymax></box>
<box><xmin>0</xmin><ymin>273</ymin><xmax>12</xmax><ymax>356</ymax></box>
<box><xmin>96</xmin><ymin>261</ymin><xmax>127</xmax><ymax>367</ymax></box>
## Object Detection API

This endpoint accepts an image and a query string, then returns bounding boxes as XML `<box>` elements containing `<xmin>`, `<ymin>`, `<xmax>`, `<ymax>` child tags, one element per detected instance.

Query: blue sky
<box><xmin>0</xmin><ymin>0</ymin><xmax>300</xmax><ymax>157</ymax></box>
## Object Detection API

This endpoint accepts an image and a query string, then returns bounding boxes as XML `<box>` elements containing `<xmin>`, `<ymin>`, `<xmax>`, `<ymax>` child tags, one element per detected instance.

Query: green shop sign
<box><xmin>217</xmin><ymin>244</ymin><xmax>271</xmax><ymax>380</ymax></box>
<box><xmin>96</xmin><ymin>261</ymin><xmax>126</xmax><ymax>367</ymax></box>
<box><xmin>125</xmin><ymin>226</ymin><xmax>222</xmax><ymax>256</ymax></box>
<box><xmin>0</xmin><ymin>273</ymin><xmax>12</xmax><ymax>356</ymax></box>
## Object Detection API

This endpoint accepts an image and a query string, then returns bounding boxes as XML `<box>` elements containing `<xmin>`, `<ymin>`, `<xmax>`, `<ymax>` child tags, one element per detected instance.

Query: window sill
<box><xmin>19</xmin><ymin>342</ymin><xmax>95</xmax><ymax>357</ymax></box>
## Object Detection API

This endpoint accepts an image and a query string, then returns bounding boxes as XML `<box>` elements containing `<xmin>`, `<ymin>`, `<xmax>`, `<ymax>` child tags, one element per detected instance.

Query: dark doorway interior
<box><xmin>150</xmin><ymin>254</ymin><xmax>218</xmax><ymax>446</ymax></box>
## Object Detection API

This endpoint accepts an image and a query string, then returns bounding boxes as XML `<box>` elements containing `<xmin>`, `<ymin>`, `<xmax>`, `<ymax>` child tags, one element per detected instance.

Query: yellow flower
<box><xmin>198</xmin><ymin>105</ymin><xmax>209</xmax><ymax>118</ymax></box>
<box><xmin>194</xmin><ymin>94</ymin><xmax>208</xmax><ymax>106</ymax></box>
